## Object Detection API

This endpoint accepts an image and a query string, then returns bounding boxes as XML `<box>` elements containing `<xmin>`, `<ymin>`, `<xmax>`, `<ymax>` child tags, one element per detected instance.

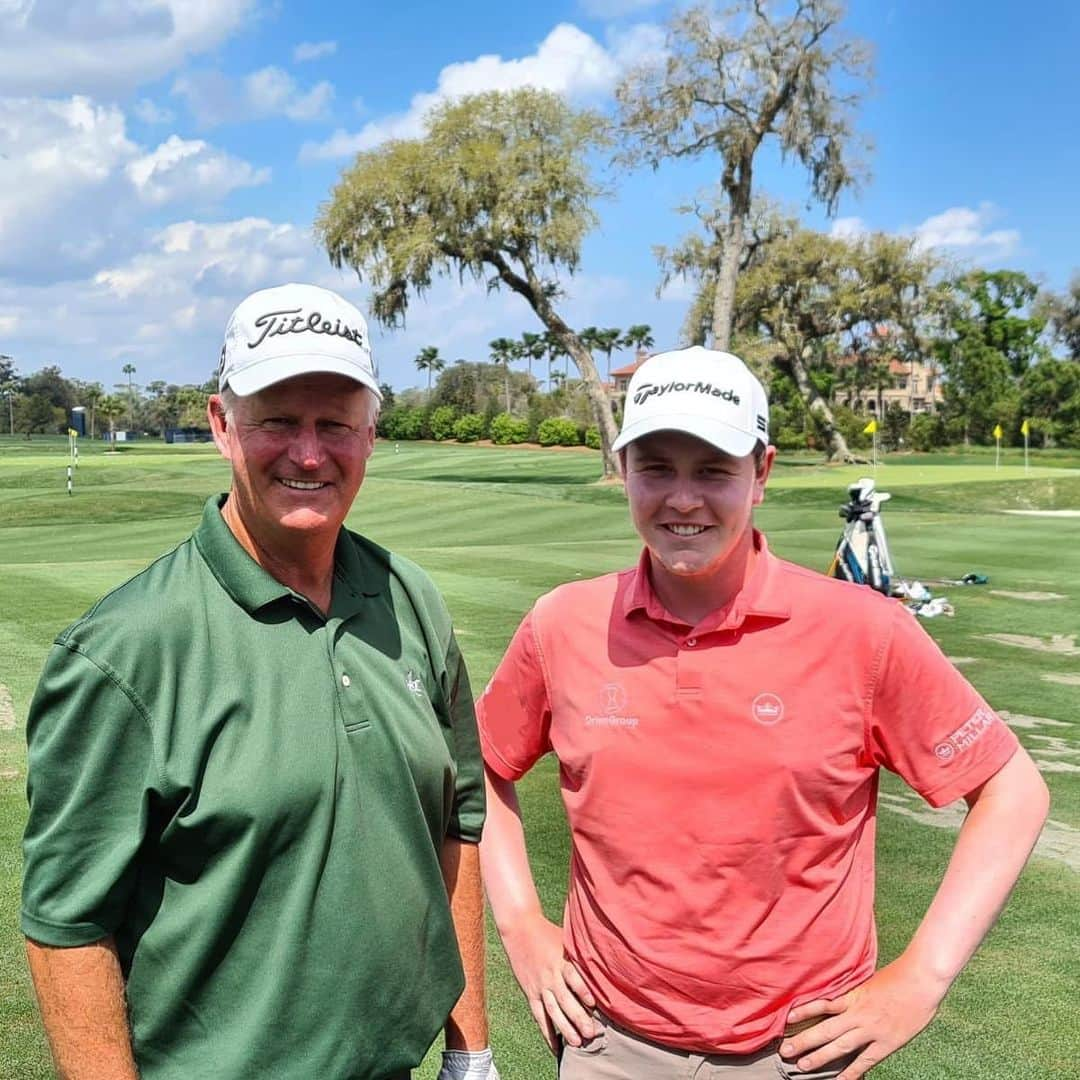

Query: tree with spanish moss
<box><xmin>317</xmin><ymin>88</ymin><xmax>622</xmax><ymax>478</ymax></box>
<box><xmin>735</xmin><ymin>220</ymin><xmax>945</xmax><ymax>461</ymax></box>
<box><xmin>616</xmin><ymin>0</ymin><xmax>871</xmax><ymax>351</ymax></box>
<box><xmin>1040</xmin><ymin>274</ymin><xmax>1080</xmax><ymax>360</ymax></box>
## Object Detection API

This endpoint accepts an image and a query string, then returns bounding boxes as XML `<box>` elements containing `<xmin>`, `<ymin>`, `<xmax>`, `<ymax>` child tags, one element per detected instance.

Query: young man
<box><xmin>477</xmin><ymin>347</ymin><xmax>1048</xmax><ymax>1079</ymax></box>
<box><xmin>22</xmin><ymin>284</ymin><xmax>498</xmax><ymax>1080</ymax></box>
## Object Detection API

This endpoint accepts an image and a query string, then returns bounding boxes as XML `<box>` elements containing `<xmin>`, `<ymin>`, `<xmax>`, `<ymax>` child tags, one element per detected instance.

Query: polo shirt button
<box><xmin>341</xmin><ymin>674</ymin><xmax>351</xmax><ymax>687</ymax></box>
<box><xmin>686</xmin><ymin>637</ymin><xmax>697</xmax><ymax>648</ymax></box>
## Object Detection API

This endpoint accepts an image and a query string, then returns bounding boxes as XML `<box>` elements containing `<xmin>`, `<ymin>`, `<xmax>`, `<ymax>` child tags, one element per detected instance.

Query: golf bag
<box><xmin>828</xmin><ymin>478</ymin><xmax>896</xmax><ymax>595</ymax></box>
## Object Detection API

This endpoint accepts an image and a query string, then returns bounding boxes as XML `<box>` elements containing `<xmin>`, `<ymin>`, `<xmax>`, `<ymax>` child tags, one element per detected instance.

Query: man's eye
<box><xmin>261</xmin><ymin>418</ymin><xmax>294</xmax><ymax>430</ymax></box>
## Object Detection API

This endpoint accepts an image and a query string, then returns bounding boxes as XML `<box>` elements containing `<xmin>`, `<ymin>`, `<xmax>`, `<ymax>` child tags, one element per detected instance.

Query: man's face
<box><xmin>623</xmin><ymin>430</ymin><xmax>774</xmax><ymax>580</ymax></box>
<box><xmin>210</xmin><ymin>372</ymin><xmax>375</xmax><ymax>546</ymax></box>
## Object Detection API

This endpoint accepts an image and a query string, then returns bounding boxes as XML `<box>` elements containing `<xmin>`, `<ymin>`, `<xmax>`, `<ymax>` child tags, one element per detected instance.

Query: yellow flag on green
<box><xmin>1021</xmin><ymin>419</ymin><xmax>1030</xmax><ymax>437</ymax></box>
<box><xmin>993</xmin><ymin>423</ymin><xmax>1003</xmax><ymax>439</ymax></box>
<box><xmin>863</xmin><ymin>418</ymin><xmax>878</xmax><ymax>435</ymax></box>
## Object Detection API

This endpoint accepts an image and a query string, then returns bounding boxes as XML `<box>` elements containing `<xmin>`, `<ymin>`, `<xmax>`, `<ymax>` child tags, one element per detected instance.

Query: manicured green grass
<box><xmin>1</xmin><ymin>438</ymin><xmax>1076</xmax><ymax>1078</ymax></box>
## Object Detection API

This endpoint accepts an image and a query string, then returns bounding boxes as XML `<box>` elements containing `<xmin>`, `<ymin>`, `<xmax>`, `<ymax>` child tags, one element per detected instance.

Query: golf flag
<box><xmin>993</xmin><ymin>423</ymin><xmax>1003</xmax><ymax>469</ymax></box>
<box><xmin>1020</xmin><ymin>419</ymin><xmax>1030</xmax><ymax>437</ymax></box>
<box><xmin>863</xmin><ymin>418</ymin><xmax>878</xmax><ymax>435</ymax></box>
<box><xmin>993</xmin><ymin>424</ymin><xmax>1003</xmax><ymax>439</ymax></box>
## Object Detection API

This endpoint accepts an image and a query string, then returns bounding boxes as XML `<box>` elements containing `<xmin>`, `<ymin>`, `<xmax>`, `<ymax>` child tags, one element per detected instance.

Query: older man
<box><xmin>22</xmin><ymin>284</ymin><xmax>496</xmax><ymax>1080</ymax></box>
<box><xmin>478</xmin><ymin>347</ymin><xmax>1048</xmax><ymax>1079</ymax></box>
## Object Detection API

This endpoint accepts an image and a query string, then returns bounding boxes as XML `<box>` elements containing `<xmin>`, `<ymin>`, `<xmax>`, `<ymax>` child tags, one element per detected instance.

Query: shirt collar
<box><xmin>623</xmin><ymin>529</ymin><xmax>792</xmax><ymax>632</ymax></box>
<box><xmin>193</xmin><ymin>494</ymin><xmax>384</xmax><ymax>618</ymax></box>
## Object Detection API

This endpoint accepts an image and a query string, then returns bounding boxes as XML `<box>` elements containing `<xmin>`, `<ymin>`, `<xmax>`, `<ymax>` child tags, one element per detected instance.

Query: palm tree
<box><xmin>542</xmin><ymin>331</ymin><xmax>568</xmax><ymax>393</ymax></box>
<box><xmin>414</xmin><ymin>346</ymin><xmax>444</xmax><ymax>395</ymax></box>
<box><xmin>82</xmin><ymin>382</ymin><xmax>104</xmax><ymax>439</ymax></box>
<box><xmin>519</xmin><ymin>331</ymin><xmax>546</xmax><ymax>383</ymax></box>
<box><xmin>122</xmin><ymin>363</ymin><xmax>137</xmax><ymax>429</ymax></box>
<box><xmin>595</xmin><ymin>327</ymin><xmax>622</xmax><ymax>379</ymax></box>
<box><xmin>98</xmin><ymin>395</ymin><xmax>126</xmax><ymax>449</ymax></box>
<box><xmin>488</xmin><ymin>338</ymin><xmax>518</xmax><ymax>412</ymax></box>
<box><xmin>620</xmin><ymin>324</ymin><xmax>654</xmax><ymax>359</ymax></box>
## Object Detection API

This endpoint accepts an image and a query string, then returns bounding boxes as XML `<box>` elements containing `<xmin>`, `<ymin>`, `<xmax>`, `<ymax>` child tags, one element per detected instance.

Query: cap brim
<box><xmin>226</xmin><ymin>354</ymin><xmax>382</xmax><ymax>400</ymax></box>
<box><xmin>612</xmin><ymin>413</ymin><xmax>759</xmax><ymax>456</ymax></box>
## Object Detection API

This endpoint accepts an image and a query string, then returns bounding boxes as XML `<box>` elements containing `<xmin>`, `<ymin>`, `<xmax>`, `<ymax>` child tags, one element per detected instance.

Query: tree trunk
<box><xmin>497</xmin><ymin>258</ymin><xmax>621</xmax><ymax>478</ymax></box>
<box><xmin>562</xmin><ymin>334</ymin><xmax>621</xmax><ymax>478</ymax></box>
<box><xmin>784</xmin><ymin>351</ymin><xmax>860</xmax><ymax>464</ymax></box>
<box><xmin>711</xmin><ymin>206</ymin><xmax>747</xmax><ymax>352</ymax></box>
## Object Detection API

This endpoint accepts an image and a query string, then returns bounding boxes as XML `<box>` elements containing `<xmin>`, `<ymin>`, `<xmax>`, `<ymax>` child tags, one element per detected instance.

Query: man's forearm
<box><xmin>478</xmin><ymin>767</ymin><xmax>545</xmax><ymax>936</ymax></box>
<box><xmin>441</xmin><ymin>837</ymin><xmax>489</xmax><ymax>1051</ymax></box>
<box><xmin>25</xmin><ymin>936</ymin><xmax>139</xmax><ymax>1080</ymax></box>
<box><xmin>900</xmin><ymin>748</ymin><xmax>1049</xmax><ymax>988</ymax></box>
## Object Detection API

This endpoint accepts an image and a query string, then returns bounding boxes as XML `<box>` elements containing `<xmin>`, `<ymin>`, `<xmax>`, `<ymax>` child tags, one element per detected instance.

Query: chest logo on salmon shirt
<box><xmin>584</xmin><ymin>683</ymin><xmax>639</xmax><ymax>728</ymax></box>
<box><xmin>751</xmin><ymin>692</ymin><xmax>785</xmax><ymax>726</ymax></box>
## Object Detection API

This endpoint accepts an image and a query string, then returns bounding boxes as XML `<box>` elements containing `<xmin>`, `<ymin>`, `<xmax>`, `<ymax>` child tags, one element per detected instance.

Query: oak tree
<box><xmin>317</xmin><ymin>89</ymin><xmax>621</xmax><ymax>477</ymax></box>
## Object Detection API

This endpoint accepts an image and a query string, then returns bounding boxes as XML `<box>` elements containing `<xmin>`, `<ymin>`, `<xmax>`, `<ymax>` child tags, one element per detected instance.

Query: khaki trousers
<box><xmin>560</xmin><ymin>1011</ymin><xmax>855</xmax><ymax>1080</ymax></box>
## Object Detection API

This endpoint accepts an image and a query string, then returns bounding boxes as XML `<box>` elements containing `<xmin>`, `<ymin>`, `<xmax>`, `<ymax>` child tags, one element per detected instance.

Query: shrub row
<box><xmin>378</xmin><ymin>404</ymin><xmax>599</xmax><ymax>448</ymax></box>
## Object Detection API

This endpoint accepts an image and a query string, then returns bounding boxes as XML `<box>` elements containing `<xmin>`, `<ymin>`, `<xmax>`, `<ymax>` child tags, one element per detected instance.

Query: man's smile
<box><xmin>663</xmin><ymin>524</ymin><xmax>710</xmax><ymax>536</ymax></box>
<box><xmin>278</xmin><ymin>478</ymin><xmax>330</xmax><ymax>490</ymax></box>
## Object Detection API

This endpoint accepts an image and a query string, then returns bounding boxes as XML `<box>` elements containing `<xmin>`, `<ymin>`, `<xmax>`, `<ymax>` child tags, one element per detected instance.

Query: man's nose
<box><xmin>665</xmin><ymin>477</ymin><xmax>703</xmax><ymax>512</ymax></box>
<box><xmin>289</xmin><ymin>425</ymin><xmax>324</xmax><ymax>468</ymax></box>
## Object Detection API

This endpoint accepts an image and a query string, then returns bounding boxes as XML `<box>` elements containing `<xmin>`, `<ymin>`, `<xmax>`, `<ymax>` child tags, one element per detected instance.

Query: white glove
<box><xmin>437</xmin><ymin>1048</ymin><xmax>501</xmax><ymax>1080</ymax></box>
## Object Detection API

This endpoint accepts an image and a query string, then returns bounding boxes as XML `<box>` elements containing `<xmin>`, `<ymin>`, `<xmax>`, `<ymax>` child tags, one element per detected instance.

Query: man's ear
<box><xmin>752</xmin><ymin>445</ymin><xmax>777</xmax><ymax>505</ymax></box>
<box><xmin>208</xmin><ymin>394</ymin><xmax>231</xmax><ymax>460</ymax></box>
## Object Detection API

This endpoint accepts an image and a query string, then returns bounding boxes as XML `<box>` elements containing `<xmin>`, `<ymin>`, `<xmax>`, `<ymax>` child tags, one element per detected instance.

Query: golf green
<box><xmin>1</xmin><ymin>437</ymin><xmax>1076</xmax><ymax>1079</ymax></box>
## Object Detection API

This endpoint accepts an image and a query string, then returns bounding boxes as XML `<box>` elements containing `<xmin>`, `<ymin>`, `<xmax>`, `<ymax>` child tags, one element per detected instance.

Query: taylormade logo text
<box><xmin>634</xmin><ymin>381</ymin><xmax>740</xmax><ymax>406</ymax></box>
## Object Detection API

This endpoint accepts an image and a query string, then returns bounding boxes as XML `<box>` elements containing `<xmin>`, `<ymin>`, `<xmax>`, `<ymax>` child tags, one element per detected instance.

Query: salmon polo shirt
<box><xmin>477</xmin><ymin>534</ymin><xmax>1019</xmax><ymax>1054</ymax></box>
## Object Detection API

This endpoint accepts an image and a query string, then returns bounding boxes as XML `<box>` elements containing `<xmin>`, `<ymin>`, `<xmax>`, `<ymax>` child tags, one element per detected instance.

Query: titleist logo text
<box><xmin>634</xmin><ymin>380</ymin><xmax>740</xmax><ymax>406</ymax></box>
<box><xmin>248</xmin><ymin>308</ymin><xmax>367</xmax><ymax>351</ymax></box>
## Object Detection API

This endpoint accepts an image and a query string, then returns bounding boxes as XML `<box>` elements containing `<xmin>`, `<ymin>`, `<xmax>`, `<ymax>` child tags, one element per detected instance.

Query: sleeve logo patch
<box><xmin>934</xmin><ymin>705</ymin><xmax>998</xmax><ymax>764</ymax></box>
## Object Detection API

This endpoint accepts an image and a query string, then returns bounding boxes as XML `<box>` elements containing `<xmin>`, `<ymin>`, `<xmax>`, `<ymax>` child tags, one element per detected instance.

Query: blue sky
<box><xmin>1</xmin><ymin>0</ymin><xmax>1076</xmax><ymax>393</ymax></box>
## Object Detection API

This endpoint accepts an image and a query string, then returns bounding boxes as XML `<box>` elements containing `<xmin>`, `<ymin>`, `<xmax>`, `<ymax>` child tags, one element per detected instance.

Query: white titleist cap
<box><xmin>219</xmin><ymin>283</ymin><xmax>380</xmax><ymax>399</ymax></box>
<box><xmin>612</xmin><ymin>346</ymin><xmax>769</xmax><ymax>457</ymax></box>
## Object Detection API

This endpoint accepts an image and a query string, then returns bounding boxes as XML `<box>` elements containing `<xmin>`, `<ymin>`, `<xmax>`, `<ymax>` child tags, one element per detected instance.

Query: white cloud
<box><xmin>0</xmin><ymin>217</ymin><xmax>348</xmax><ymax>384</ymax></box>
<box><xmin>830</xmin><ymin>216</ymin><xmax>869</xmax><ymax>240</ymax></box>
<box><xmin>300</xmin><ymin>22</ymin><xmax>632</xmax><ymax>162</ymax></box>
<box><xmin>0</xmin><ymin>0</ymin><xmax>256</xmax><ymax>95</ymax></box>
<box><xmin>0</xmin><ymin>95</ymin><xmax>138</xmax><ymax>280</ymax></box>
<box><xmin>173</xmin><ymin>65</ymin><xmax>334</xmax><ymax>125</ymax></box>
<box><xmin>133</xmin><ymin>98</ymin><xmax>175</xmax><ymax>125</ymax></box>
<box><xmin>293</xmin><ymin>40</ymin><xmax>337</xmax><ymax>63</ymax></box>
<box><xmin>126</xmin><ymin>135</ymin><xmax>270</xmax><ymax>205</ymax></box>
<box><xmin>0</xmin><ymin>95</ymin><xmax>270</xmax><ymax>282</ymax></box>
<box><xmin>606</xmin><ymin>21</ymin><xmax>667</xmax><ymax>69</ymax></box>
<box><xmin>911</xmin><ymin>203</ymin><xmax>1020</xmax><ymax>259</ymax></box>
<box><xmin>244</xmin><ymin>66</ymin><xmax>334</xmax><ymax>121</ymax></box>
<box><xmin>580</xmin><ymin>0</ymin><xmax>664</xmax><ymax>19</ymax></box>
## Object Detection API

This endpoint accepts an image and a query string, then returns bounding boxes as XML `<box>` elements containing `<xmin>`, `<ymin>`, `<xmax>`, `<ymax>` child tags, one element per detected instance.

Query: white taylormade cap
<box><xmin>612</xmin><ymin>346</ymin><xmax>769</xmax><ymax>457</ymax></box>
<box><xmin>218</xmin><ymin>283</ymin><xmax>381</xmax><ymax>399</ymax></box>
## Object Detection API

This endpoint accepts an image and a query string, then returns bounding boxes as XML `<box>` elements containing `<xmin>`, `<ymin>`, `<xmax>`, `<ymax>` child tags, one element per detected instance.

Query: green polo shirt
<box><xmin>22</xmin><ymin>495</ymin><xmax>485</xmax><ymax>1080</ymax></box>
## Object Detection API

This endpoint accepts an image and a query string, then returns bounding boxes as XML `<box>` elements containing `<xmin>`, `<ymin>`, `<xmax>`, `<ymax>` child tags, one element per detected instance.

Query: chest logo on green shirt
<box><xmin>405</xmin><ymin>670</ymin><xmax>424</xmax><ymax>696</ymax></box>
